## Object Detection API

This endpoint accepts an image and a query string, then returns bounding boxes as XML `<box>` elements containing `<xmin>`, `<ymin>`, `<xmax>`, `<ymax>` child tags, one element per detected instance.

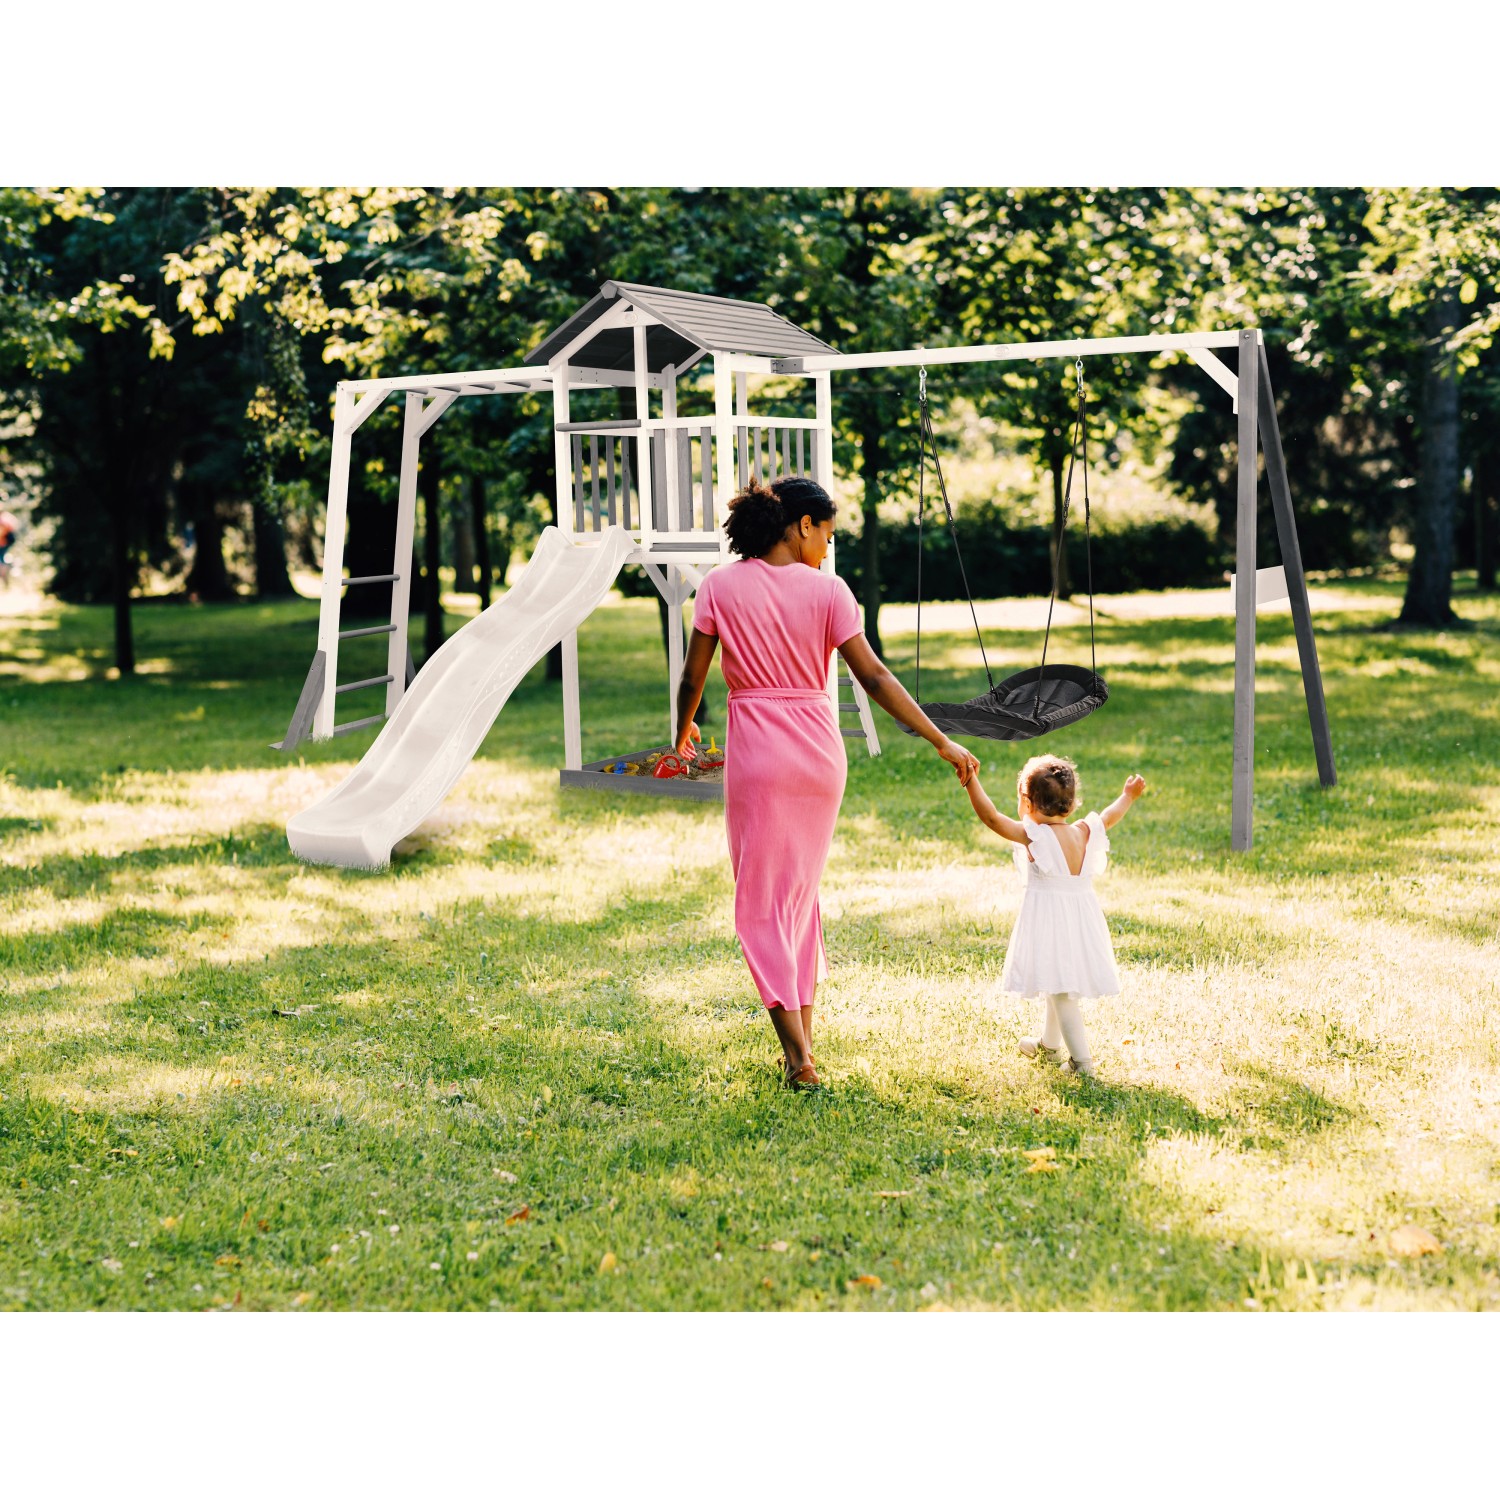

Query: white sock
<box><xmin>1051</xmin><ymin>993</ymin><xmax>1092</xmax><ymax>1068</ymax></box>
<box><xmin>1038</xmin><ymin>995</ymin><xmax>1063</xmax><ymax>1051</ymax></box>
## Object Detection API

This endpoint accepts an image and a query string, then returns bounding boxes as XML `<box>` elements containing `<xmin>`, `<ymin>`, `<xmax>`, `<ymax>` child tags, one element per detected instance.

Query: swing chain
<box><xmin>1075</xmin><ymin>355</ymin><xmax>1084</xmax><ymax>394</ymax></box>
<box><xmin>919</xmin><ymin>365</ymin><xmax>927</xmax><ymax>405</ymax></box>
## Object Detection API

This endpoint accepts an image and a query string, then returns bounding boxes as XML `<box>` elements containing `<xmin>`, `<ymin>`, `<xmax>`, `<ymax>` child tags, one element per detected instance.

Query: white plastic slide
<box><xmin>287</xmin><ymin>525</ymin><xmax>638</xmax><ymax>869</ymax></box>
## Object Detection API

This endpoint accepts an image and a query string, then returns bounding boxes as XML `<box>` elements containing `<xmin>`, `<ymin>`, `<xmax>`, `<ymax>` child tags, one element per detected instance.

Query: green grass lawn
<box><xmin>1</xmin><ymin>572</ymin><xmax>1497</xmax><ymax>1310</ymax></box>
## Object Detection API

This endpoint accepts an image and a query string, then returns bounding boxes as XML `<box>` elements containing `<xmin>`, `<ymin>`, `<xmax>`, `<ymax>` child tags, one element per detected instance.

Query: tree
<box><xmin>757</xmin><ymin>188</ymin><xmax>936</xmax><ymax>658</ymax></box>
<box><xmin>1362</xmin><ymin>188</ymin><xmax>1500</xmax><ymax>625</ymax></box>
<box><xmin>1153</xmin><ymin>189</ymin><xmax>1420</xmax><ymax>574</ymax></box>
<box><xmin>930</xmin><ymin>189</ymin><xmax>1197</xmax><ymax>600</ymax></box>
<box><xmin>18</xmin><ymin>189</ymin><xmax>228</xmax><ymax>671</ymax></box>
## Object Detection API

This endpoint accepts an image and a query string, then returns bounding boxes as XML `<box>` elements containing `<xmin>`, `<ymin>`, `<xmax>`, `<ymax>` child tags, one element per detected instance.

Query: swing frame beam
<box><xmin>778</xmin><ymin>327</ymin><xmax>1337</xmax><ymax>852</ymax></box>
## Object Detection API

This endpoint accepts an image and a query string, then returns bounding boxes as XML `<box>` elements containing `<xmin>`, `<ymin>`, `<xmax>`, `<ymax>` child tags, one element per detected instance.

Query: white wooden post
<box><xmin>814</xmin><ymin>370</ymin><xmax>841</xmax><ymax>713</ymax></box>
<box><xmin>553</xmin><ymin>362</ymin><xmax>582</xmax><ymax>769</ymax></box>
<box><xmin>386</xmin><ymin>392</ymin><xmax>424</xmax><ymax>716</ymax></box>
<box><xmin>714</xmin><ymin>356</ymin><xmax>734</xmax><ymax>556</ymax></box>
<box><xmin>661</xmin><ymin>363</ymin><xmax>678</xmax><ymax>531</ymax></box>
<box><xmin>561</xmin><ymin>631</ymin><xmax>582</xmax><ymax>771</ymax></box>
<box><xmin>667</xmin><ymin>563</ymin><xmax>685</xmax><ymax>744</ymax></box>
<box><xmin>813</xmin><ymin>371</ymin><xmax>833</xmax><ymax>492</ymax></box>
<box><xmin>552</xmin><ymin>363</ymin><xmax>573</xmax><ymax>537</ymax></box>
<box><xmin>634</xmin><ymin>323</ymin><xmax>654</xmax><ymax>553</ymax></box>
<box><xmin>314</xmin><ymin>386</ymin><xmax>356</xmax><ymax>740</ymax></box>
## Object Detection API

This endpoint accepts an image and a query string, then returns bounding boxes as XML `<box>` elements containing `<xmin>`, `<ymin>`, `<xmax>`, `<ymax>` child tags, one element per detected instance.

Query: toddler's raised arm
<box><xmin>964</xmin><ymin>773</ymin><xmax>1030</xmax><ymax>846</ymax></box>
<box><xmin>1100</xmin><ymin>774</ymin><xmax>1147</xmax><ymax>830</ymax></box>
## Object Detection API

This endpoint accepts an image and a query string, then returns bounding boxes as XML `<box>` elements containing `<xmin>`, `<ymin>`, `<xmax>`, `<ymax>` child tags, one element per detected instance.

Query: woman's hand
<box><xmin>674</xmin><ymin>719</ymin><xmax>702</xmax><ymax>761</ymax></box>
<box><xmin>935</xmin><ymin>736</ymin><xmax>979</xmax><ymax>787</ymax></box>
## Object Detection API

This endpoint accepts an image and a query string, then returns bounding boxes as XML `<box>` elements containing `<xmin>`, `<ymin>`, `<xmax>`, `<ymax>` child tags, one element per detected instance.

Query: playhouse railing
<box><xmin>734</xmin><ymin>419</ymin><xmax>822</xmax><ymax>487</ymax></box>
<box><xmin>560</xmin><ymin>417</ymin><xmax>729</xmax><ymax>552</ymax></box>
<box><xmin>561</xmin><ymin>420</ymin><xmax>639</xmax><ymax>532</ymax></box>
<box><xmin>560</xmin><ymin>415</ymin><xmax>825</xmax><ymax>554</ymax></box>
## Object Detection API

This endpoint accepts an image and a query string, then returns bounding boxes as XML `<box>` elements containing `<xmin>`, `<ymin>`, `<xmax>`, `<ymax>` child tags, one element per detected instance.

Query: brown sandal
<box><xmin>772</xmin><ymin>1053</ymin><xmax>817</xmax><ymax>1077</ymax></box>
<box><xmin>785</xmin><ymin>1062</ymin><xmax>821</xmax><ymax>1091</ymax></box>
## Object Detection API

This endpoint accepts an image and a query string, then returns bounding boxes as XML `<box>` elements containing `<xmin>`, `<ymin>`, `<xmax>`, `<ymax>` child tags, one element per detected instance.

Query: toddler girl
<box><xmin>961</xmin><ymin>754</ymin><xmax>1145</xmax><ymax>1077</ymax></box>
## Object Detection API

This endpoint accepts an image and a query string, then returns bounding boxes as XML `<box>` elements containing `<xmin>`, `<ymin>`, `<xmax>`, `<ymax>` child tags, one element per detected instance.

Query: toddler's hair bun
<box><xmin>1018</xmin><ymin>754</ymin><xmax>1079</xmax><ymax>819</ymax></box>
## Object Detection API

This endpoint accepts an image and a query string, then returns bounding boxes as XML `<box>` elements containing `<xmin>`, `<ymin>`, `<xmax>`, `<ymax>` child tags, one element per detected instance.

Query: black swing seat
<box><xmin>904</xmin><ymin>367</ymin><xmax>1108</xmax><ymax>745</ymax></box>
<box><xmin>902</xmin><ymin>663</ymin><xmax>1108</xmax><ymax>742</ymax></box>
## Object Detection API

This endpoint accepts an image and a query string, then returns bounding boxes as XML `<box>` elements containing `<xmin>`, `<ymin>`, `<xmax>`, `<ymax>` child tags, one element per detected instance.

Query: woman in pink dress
<box><xmin>675</xmin><ymin>477</ymin><xmax>980</xmax><ymax>1090</ymax></box>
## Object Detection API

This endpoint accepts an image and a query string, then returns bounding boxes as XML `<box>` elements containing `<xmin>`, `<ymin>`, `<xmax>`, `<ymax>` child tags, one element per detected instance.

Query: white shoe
<box><xmin>1060</xmin><ymin>1057</ymin><xmax>1096</xmax><ymax>1079</ymax></box>
<box><xmin>1019</xmin><ymin>1038</ymin><xmax>1062</xmax><ymax>1063</ymax></box>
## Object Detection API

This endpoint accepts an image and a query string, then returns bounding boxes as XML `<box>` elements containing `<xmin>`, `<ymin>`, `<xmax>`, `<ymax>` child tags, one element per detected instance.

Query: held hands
<box><xmin>1124</xmin><ymin>773</ymin><xmax>1146</xmax><ymax>801</ymax></box>
<box><xmin>936</xmin><ymin>737</ymin><xmax>980</xmax><ymax>788</ymax></box>
<box><xmin>674</xmin><ymin>720</ymin><xmax>702</xmax><ymax>761</ymax></box>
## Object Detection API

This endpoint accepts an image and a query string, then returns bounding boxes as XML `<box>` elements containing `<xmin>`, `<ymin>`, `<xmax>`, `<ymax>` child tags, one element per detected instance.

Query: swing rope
<box><xmin>914</xmin><ymin>366</ymin><xmax>993</xmax><ymax>705</ymax></box>
<box><xmin>903</xmin><ymin>356</ymin><xmax>1109</xmax><ymax>743</ymax></box>
<box><xmin>1034</xmin><ymin>357</ymin><xmax>1101</xmax><ymax>720</ymax></box>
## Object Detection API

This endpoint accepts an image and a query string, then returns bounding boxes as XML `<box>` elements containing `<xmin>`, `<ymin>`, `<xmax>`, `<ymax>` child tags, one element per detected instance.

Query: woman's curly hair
<box><xmin>1018</xmin><ymin>754</ymin><xmax>1079</xmax><ymax>819</ymax></box>
<box><xmin>723</xmin><ymin>476</ymin><xmax>836</xmax><ymax>559</ymax></box>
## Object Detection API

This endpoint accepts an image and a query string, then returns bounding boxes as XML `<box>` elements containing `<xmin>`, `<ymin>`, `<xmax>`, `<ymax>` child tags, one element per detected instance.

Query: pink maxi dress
<box><xmin>691</xmin><ymin>558</ymin><xmax>863</xmax><ymax>1011</ymax></box>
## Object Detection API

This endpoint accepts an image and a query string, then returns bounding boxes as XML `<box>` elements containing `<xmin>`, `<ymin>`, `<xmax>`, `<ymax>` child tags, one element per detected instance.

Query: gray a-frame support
<box><xmin>1233</xmin><ymin>333</ymin><xmax>1259</xmax><ymax>849</ymax></box>
<box><xmin>274</xmin><ymin>650</ymin><xmax>326</xmax><ymax>752</ymax></box>
<box><xmin>1258</xmin><ymin>344</ymin><xmax>1337</xmax><ymax>791</ymax></box>
<box><xmin>1231</xmin><ymin>333</ymin><xmax>1337</xmax><ymax>851</ymax></box>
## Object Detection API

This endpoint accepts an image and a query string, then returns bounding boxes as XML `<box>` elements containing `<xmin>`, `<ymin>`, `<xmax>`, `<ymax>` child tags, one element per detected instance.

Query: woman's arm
<box><xmin>965</xmin><ymin>774</ymin><xmax>1030</xmax><ymax>845</ymax></box>
<box><xmin>1099</xmin><ymin>773</ymin><xmax>1147</xmax><ymax>830</ymax></box>
<box><xmin>838</xmin><ymin>632</ymin><xmax>979</xmax><ymax>785</ymax></box>
<box><xmin>674</xmin><ymin>628</ymin><xmax>719</xmax><ymax>757</ymax></box>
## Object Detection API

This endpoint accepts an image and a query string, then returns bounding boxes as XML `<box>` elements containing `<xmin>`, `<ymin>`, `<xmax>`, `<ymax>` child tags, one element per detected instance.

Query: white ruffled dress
<box><xmin>1000</xmin><ymin>813</ymin><xmax>1121</xmax><ymax>1001</ymax></box>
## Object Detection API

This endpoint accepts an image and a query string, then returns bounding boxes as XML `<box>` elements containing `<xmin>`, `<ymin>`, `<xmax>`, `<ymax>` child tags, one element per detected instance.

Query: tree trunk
<box><xmin>185</xmin><ymin>497</ymin><xmax>235</xmax><ymax>601</ymax></box>
<box><xmin>1400</xmin><ymin>293</ymin><xmax>1461</xmax><ymax>626</ymax></box>
<box><xmin>341</xmin><ymin>464</ymin><xmax>395</xmax><ymax>621</ymax></box>
<box><xmin>111</xmin><ymin>494</ymin><xmax>135</xmax><ymax>676</ymax></box>
<box><xmin>1475</xmin><ymin>448</ymin><xmax>1497</xmax><ymax>593</ymax></box>
<box><xmin>453</xmin><ymin>474</ymin><xmax>477</xmax><ymax>594</ymax></box>
<box><xmin>859</xmin><ymin>422</ymin><xmax>885</xmax><ymax>660</ymax></box>
<box><xmin>1049</xmin><ymin>446</ymin><xmax>1072</xmax><ymax>601</ymax></box>
<box><xmin>473</xmin><ymin>476</ymin><xmax>493</xmax><ymax>610</ymax></box>
<box><xmin>421</xmin><ymin>446</ymin><xmax>444</xmax><ymax>659</ymax></box>
<box><xmin>252</xmin><ymin>494</ymin><xmax>295</xmax><ymax>598</ymax></box>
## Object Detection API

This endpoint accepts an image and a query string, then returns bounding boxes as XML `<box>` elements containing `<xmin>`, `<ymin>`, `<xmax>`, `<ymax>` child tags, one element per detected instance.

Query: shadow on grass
<box><xmin>0</xmin><ymin>823</ymin><xmax>301</xmax><ymax>903</ymax></box>
<box><xmin>0</xmin><ymin>871</ymin><xmax>1392</xmax><ymax>1312</ymax></box>
<box><xmin>0</xmin><ymin>907</ymin><xmax>215</xmax><ymax>974</ymax></box>
<box><xmin>1224</xmin><ymin>1064</ymin><xmax>1357</xmax><ymax>1152</ymax></box>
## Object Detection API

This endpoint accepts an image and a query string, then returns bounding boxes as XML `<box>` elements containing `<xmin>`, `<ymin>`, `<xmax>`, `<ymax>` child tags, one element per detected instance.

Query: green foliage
<box><xmin>11</xmin><ymin>186</ymin><xmax>1500</xmax><ymax>641</ymax></box>
<box><xmin>841</xmin><ymin>501</ymin><xmax>1220</xmax><ymax>605</ymax></box>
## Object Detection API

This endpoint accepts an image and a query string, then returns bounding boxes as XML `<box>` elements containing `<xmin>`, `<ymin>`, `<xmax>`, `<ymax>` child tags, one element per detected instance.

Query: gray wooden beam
<box><xmin>273</xmin><ymin>650</ymin><xmax>326</xmax><ymax>752</ymax></box>
<box><xmin>1258</xmin><ymin>344</ymin><xmax>1336</xmax><ymax>789</ymax></box>
<box><xmin>571</xmin><ymin>435</ymin><xmax>585</xmax><ymax>531</ymax></box>
<box><xmin>1232</xmin><ymin>331</ymin><xmax>1260</xmax><ymax>851</ymax></box>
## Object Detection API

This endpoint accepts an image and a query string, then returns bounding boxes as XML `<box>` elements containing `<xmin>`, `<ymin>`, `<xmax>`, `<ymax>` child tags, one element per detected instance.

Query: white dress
<box><xmin>1000</xmin><ymin>813</ymin><xmax>1121</xmax><ymax>1000</ymax></box>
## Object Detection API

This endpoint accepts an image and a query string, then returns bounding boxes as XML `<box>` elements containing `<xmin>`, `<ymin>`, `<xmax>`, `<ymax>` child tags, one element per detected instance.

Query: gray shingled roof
<box><xmin>528</xmin><ymin>281</ymin><xmax>837</xmax><ymax>373</ymax></box>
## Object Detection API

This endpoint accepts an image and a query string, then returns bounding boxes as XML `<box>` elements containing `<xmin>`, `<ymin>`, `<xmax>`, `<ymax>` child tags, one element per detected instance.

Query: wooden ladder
<box><xmin>834</xmin><ymin>669</ymin><xmax>880</xmax><ymax>756</ymax></box>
